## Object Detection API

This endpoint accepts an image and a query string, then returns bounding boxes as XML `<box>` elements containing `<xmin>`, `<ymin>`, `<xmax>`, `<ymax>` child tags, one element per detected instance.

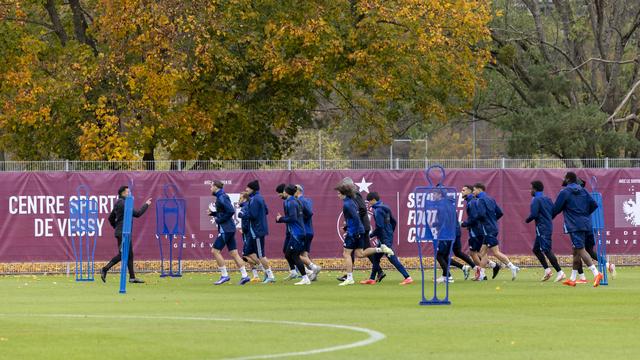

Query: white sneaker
<box><xmin>312</xmin><ymin>265</ymin><xmax>321</xmax><ymax>281</ymax></box>
<box><xmin>511</xmin><ymin>266</ymin><xmax>520</xmax><ymax>281</ymax></box>
<box><xmin>447</xmin><ymin>276</ymin><xmax>455</xmax><ymax>283</ymax></box>
<box><xmin>607</xmin><ymin>263</ymin><xmax>616</xmax><ymax>278</ymax></box>
<box><xmin>283</xmin><ymin>273</ymin><xmax>298</xmax><ymax>281</ymax></box>
<box><xmin>294</xmin><ymin>277</ymin><xmax>311</xmax><ymax>286</ymax></box>
<box><xmin>380</xmin><ymin>244</ymin><xmax>395</xmax><ymax>256</ymax></box>
<box><xmin>462</xmin><ymin>265</ymin><xmax>471</xmax><ymax>280</ymax></box>
<box><xmin>435</xmin><ymin>276</ymin><xmax>446</xmax><ymax>284</ymax></box>
<box><xmin>338</xmin><ymin>279</ymin><xmax>355</xmax><ymax>286</ymax></box>
<box><xmin>554</xmin><ymin>272</ymin><xmax>566</xmax><ymax>282</ymax></box>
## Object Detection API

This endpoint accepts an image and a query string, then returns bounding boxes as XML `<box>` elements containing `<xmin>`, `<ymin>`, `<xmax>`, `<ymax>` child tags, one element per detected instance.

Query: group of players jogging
<box><xmin>204</xmin><ymin>171</ymin><xmax>613</xmax><ymax>287</ymax></box>
<box><xmin>100</xmin><ymin>171</ymin><xmax>614</xmax><ymax>287</ymax></box>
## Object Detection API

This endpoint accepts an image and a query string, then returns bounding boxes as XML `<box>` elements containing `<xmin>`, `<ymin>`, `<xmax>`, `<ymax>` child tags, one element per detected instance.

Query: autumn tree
<box><xmin>1</xmin><ymin>0</ymin><xmax>493</xmax><ymax>161</ymax></box>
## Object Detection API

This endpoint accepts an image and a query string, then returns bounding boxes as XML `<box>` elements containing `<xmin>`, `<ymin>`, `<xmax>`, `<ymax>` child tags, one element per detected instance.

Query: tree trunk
<box><xmin>44</xmin><ymin>0</ymin><xmax>68</xmax><ymax>46</ymax></box>
<box><xmin>68</xmin><ymin>0</ymin><xmax>98</xmax><ymax>55</ymax></box>
<box><xmin>143</xmin><ymin>148</ymin><xmax>155</xmax><ymax>171</ymax></box>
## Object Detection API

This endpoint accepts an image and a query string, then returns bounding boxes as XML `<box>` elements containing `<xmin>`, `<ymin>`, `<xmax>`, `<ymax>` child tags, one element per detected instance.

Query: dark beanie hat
<box><xmin>285</xmin><ymin>184</ymin><xmax>297</xmax><ymax>196</ymax></box>
<box><xmin>247</xmin><ymin>180</ymin><xmax>260</xmax><ymax>191</ymax></box>
<box><xmin>275</xmin><ymin>183</ymin><xmax>286</xmax><ymax>193</ymax></box>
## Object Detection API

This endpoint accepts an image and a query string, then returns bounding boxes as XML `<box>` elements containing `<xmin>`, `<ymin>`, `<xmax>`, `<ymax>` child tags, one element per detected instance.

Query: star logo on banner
<box><xmin>355</xmin><ymin>177</ymin><xmax>372</xmax><ymax>193</ymax></box>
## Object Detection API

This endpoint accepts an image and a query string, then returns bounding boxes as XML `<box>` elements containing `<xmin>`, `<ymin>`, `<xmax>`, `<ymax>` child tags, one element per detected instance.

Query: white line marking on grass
<box><xmin>0</xmin><ymin>313</ymin><xmax>385</xmax><ymax>360</ymax></box>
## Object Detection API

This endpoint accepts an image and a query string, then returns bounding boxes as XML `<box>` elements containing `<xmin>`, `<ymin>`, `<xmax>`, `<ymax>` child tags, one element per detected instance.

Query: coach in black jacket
<box><xmin>101</xmin><ymin>186</ymin><xmax>152</xmax><ymax>283</ymax></box>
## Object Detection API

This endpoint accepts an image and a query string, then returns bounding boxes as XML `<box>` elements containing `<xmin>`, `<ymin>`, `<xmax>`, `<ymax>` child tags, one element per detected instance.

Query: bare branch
<box><xmin>610</xmin><ymin>113</ymin><xmax>639</xmax><ymax>124</ymax></box>
<box><xmin>553</xmin><ymin>57</ymin><xmax>639</xmax><ymax>74</ymax></box>
<box><xmin>607</xmin><ymin>79</ymin><xmax>640</xmax><ymax>124</ymax></box>
<box><xmin>539</xmin><ymin>40</ymin><xmax>600</xmax><ymax>103</ymax></box>
<box><xmin>1</xmin><ymin>16</ymin><xmax>54</xmax><ymax>30</ymax></box>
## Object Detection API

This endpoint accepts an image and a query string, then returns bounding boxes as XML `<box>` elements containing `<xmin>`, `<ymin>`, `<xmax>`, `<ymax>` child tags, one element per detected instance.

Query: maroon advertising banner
<box><xmin>1</xmin><ymin>169</ymin><xmax>639</xmax><ymax>262</ymax></box>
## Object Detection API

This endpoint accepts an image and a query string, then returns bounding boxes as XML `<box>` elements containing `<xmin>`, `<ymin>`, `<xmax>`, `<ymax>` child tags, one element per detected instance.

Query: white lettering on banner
<box><xmin>34</xmin><ymin>219</ymin><xmax>54</xmax><ymax>237</ymax></box>
<box><xmin>8</xmin><ymin>195</ymin><xmax>116</xmax><ymax>239</ymax></box>
<box><xmin>9</xmin><ymin>195</ymin><xmax>117</xmax><ymax>215</ymax></box>
<box><xmin>57</xmin><ymin>218</ymin><xmax>105</xmax><ymax>237</ymax></box>
<box><xmin>68</xmin><ymin>195</ymin><xmax>118</xmax><ymax>214</ymax></box>
<box><xmin>405</xmin><ymin>191</ymin><xmax>467</xmax><ymax>243</ymax></box>
<box><xmin>9</xmin><ymin>196</ymin><xmax>65</xmax><ymax>215</ymax></box>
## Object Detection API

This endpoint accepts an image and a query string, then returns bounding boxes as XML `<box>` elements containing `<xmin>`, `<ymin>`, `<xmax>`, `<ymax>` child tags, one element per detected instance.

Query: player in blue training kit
<box><xmin>335</xmin><ymin>183</ymin><xmax>393</xmax><ymax>286</ymax></box>
<box><xmin>294</xmin><ymin>185</ymin><xmax>321</xmax><ymax>281</ymax></box>
<box><xmin>239</xmin><ymin>180</ymin><xmax>276</xmax><ymax>284</ymax></box>
<box><xmin>574</xmin><ymin>179</ymin><xmax>617</xmax><ymax>282</ymax></box>
<box><xmin>363</xmin><ymin>192</ymin><xmax>413</xmax><ymax>285</ymax></box>
<box><xmin>276</xmin><ymin>184</ymin><xmax>312</xmax><ymax>285</ymax></box>
<box><xmin>551</xmin><ymin>172</ymin><xmax>603</xmax><ymax>287</ymax></box>
<box><xmin>461</xmin><ymin>185</ymin><xmax>500</xmax><ymax>281</ymax></box>
<box><xmin>237</xmin><ymin>192</ymin><xmax>259</xmax><ymax>281</ymax></box>
<box><xmin>474</xmin><ymin>183</ymin><xmax>520</xmax><ymax>281</ymax></box>
<box><xmin>209</xmin><ymin>180</ymin><xmax>250</xmax><ymax>285</ymax></box>
<box><xmin>525</xmin><ymin>180</ymin><xmax>565</xmax><ymax>282</ymax></box>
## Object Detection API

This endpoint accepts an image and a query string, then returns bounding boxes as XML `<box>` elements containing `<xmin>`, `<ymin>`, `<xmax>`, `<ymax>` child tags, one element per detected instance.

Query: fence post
<box><xmin>501</xmin><ymin>157</ymin><xmax>506</xmax><ymax>169</ymax></box>
<box><xmin>288</xmin><ymin>159</ymin><xmax>292</xmax><ymax>171</ymax></box>
<box><xmin>178</xmin><ymin>160</ymin><xmax>182</xmax><ymax>171</ymax></box>
<box><xmin>65</xmin><ymin>159</ymin><xmax>69</xmax><ymax>172</ymax></box>
<box><xmin>395</xmin><ymin>158</ymin><xmax>400</xmax><ymax>170</ymax></box>
<box><xmin>605</xmin><ymin>157</ymin><xmax>609</xmax><ymax>169</ymax></box>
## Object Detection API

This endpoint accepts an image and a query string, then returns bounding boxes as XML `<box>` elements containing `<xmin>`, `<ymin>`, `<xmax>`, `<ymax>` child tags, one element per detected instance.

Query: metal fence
<box><xmin>1</xmin><ymin>158</ymin><xmax>639</xmax><ymax>171</ymax></box>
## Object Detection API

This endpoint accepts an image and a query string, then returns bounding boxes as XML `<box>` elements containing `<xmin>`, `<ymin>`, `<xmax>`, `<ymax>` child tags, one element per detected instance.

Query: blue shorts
<box><xmin>243</xmin><ymin>235</ymin><xmax>266</xmax><ymax>258</ymax></box>
<box><xmin>343</xmin><ymin>234</ymin><xmax>365</xmax><ymax>250</ymax></box>
<box><xmin>304</xmin><ymin>234</ymin><xmax>313</xmax><ymax>253</ymax></box>
<box><xmin>483</xmin><ymin>235</ymin><xmax>499</xmax><ymax>248</ymax></box>
<box><xmin>285</xmin><ymin>234</ymin><xmax>305</xmax><ymax>252</ymax></box>
<box><xmin>585</xmin><ymin>232</ymin><xmax>595</xmax><ymax>249</ymax></box>
<box><xmin>469</xmin><ymin>235</ymin><xmax>483</xmax><ymax>252</ymax></box>
<box><xmin>214</xmin><ymin>232</ymin><xmax>237</xmax><ymax>251</ymax></box>
<box><xmin>569</xmin><ymin>231</ymin><xmax>587</xmax><ymax>249</ymax></box>
<box><xmin>437</xmin><ymin>239</ymin><xmax>455</xmax><ymax>254</ymax></box>
<box><xmin>533</xmin><ymin>235</ymin><xmax>552</xmax><ymax>253</ymax></box>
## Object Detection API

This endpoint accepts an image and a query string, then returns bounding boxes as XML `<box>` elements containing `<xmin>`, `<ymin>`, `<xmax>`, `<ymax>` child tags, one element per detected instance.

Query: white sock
<box><xmin>480</xmin><ymin>268</ymin><xmax>486</xmax><ymax>278</ymax></box>
<box><xmin>589</xmin><ymin>265</ymin><xmax>599</xmax><ymax>276</ymax></box>
<box><xmin>251</xmin><ymin>269</ymin><xmax>259</xmax><ymax>278</ymax></box>
<box><xmin>557</xmin><ymin>270</ymin><xmax>564</xmax><ymax>276</ymax></box>
<box><xmin>266</xmin><ymin>268</ymin><xmax>274</xmax><ymax>279</ymax></box>
<box><xmin>488</xmin><ymin>261</ymin><xmax>497</xmax><ymax>269</ymax></box>
<box><xmin>220</xmin><ymin>266</ymin><xmax>228</xmax><ymax>277</ymax></box>
<box><xmin>570</xmin><ymin>270</ymin><xmax>577</xmax><ymax>281</ymax></box>
<box><xmin>310</xmin><ymin>262</ymin><xmax>319</xmax><ymax>271</ymax></box>
<box><xmin>375</xmin><ymin>247</ymin><xmax>383</xmax><ymax>253</ymax></box>
<box><xmin>579</xmin><ymin>273</ymin><xmax>586</xmax><ymax>280</ymax></box>
<box><xmin>347</xmin><ymin>272</ymin><xmax>353</xmax><ymax>281</ymax></box>
<box><xmin>240</xmin><ymin>266</ymin><xmax>248</xmax><ymax>278</ymax></box>
<box><xmin>256</xmin><ymin>264</ymin><xmax>265</xmax><ymax>272</ymax></box>
<box><xmin>302</xmin><ymin>275</ymin><xmax>310</xmax><ymax>282</ymax></box>
<box><xmin>290</xmin><ymin>269</ymin><xmax>298</xmax><ymax>276</ymax></box>
<box><xmin>305</xmin><ymin>267</ymin><xmax>313</xmax><ymax>274</ymax></box>
<box><xmin>507</xmin><ymin>262</ymin><xmax>517</xmax><ymax>270</ymax></box>
<box><xmin>544</xmin><ymin>268</ymin><xmax>552</xmax><ymax>274</ymax></box>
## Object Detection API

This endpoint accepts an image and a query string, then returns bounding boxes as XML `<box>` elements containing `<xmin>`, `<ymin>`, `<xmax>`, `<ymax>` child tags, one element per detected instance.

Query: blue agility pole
<box><xmin>119</xmin><ymin>182</ymin><xmax>135</xmax><ymax>294</ymax></box>
<box><xmin>413</xmin><ymin>165</ymin><xmax>457</xmax><ymax>306</ymax></box>
<box><xmin>590</xmin><ymin>176</ymin><xmax>608</xmax><ymax>286</ymax></box>
<box><xmin>69</xmin><ymin>185</ymin><xmax>99</xmax><ymax>282</ymax></box>
<box><xmin>155</xmin><ymin>184</ymin><xmax>186</xmax><ymax>277</ymax></box>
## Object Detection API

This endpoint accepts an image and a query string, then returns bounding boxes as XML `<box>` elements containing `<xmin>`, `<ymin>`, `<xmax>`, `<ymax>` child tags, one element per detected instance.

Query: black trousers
<box><xmin>285</xmin><ymin>249</ymin><xmax>306</xmax><ymax>276</ymax></box>
<box><xmin>104</xmin><ymin>235</ymin><xmax>135</xmax><ymax>278</ymax></box>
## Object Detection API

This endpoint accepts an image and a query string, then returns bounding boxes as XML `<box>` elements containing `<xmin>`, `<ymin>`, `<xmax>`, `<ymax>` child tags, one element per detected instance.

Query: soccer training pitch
<box><xmin>1</xmin><ymin>268</ymin><xmax>638</xmax><ymax>360</ymax></box>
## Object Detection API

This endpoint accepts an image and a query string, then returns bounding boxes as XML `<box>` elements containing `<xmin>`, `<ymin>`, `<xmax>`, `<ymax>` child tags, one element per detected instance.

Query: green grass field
<box><xmin>1</xmin><ymin>267</ymin><xmax>639</xmax><ymax>360</ymax></box>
